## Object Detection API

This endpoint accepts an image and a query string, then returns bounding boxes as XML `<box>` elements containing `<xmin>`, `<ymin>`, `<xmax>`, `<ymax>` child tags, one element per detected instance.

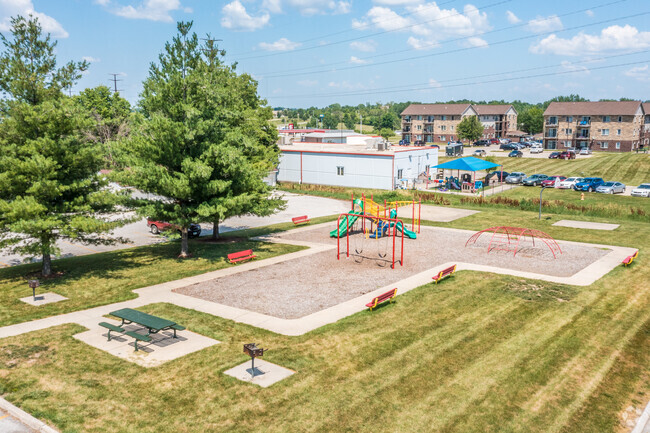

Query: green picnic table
<box><xmin>99</xmin><ymin>308</ymin><xmax>185</xmax><ymax>351</ymax></box>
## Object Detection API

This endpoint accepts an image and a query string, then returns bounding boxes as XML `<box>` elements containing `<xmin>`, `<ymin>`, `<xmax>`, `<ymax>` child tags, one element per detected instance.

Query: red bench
<box><xmin>622</xmin><ymin>250</ymin><xmax>638</xmax><ymax>267</ymax></box>
<box><xmin>366</xmin><ymin>288</ymin><xmax>397</xmax><ymax>311</ymax></box>
<box><xmin>432</xmin><ymin>265</ymin><xmax>456</xmax><ymax>284</ymax></box>
<box><xmin>227</xmin><ymin>249</ymin><xmax>257</xmax><ymax>264</ymax></box>
<box><xmin>292</xmin><ymin>215</ymin><xmax>310</xmax><ymax>225</ymax></box>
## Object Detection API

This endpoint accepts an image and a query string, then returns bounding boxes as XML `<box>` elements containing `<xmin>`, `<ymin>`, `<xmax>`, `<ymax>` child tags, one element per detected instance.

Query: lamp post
<box><xmin>28</xmin><ymin>279</ymin><xmax>40</xmax><ymax>301</ymax></box>
<box><xmin>539</xmin><ymin>186</ymin><xmax>549</xmax><ymax>220</ymax></box>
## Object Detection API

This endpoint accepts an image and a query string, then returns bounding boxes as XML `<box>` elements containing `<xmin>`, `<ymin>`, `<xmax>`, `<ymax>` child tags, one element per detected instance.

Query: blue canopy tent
<box><xmin>430</xmin><ymin>156</ymin><xmax>503</xmax><ymax>191</ymax></box>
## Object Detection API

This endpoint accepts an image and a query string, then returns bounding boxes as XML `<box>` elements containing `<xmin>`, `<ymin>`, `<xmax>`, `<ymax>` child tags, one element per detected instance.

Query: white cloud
<box><xmin>94</xmin><ymin>0</ymin><xmax>111</xmax><ymax>5</ymax></box>
<box><xmin>349</xmin><ymin>56</ymin><xmax>368</xmax><ymax>64</ymax></box>
<box><xmin>258</xmin><ymin>37</ymin><xmax>300</xmax><ymax>51</ymax></box>
<box><xmin>505</xmin><ymin>10</ymin><xmax>520</xmax><ymax>24</ymax></box>
<box><xmin>464</xmin><ymin>36</ymin><xmax>488</xmax><ymax>48</ymax></box>
<box><xmin>350</xmin><ymin>40</ymin><xmax>377</xmax><ymax>52</ymax></box>
<box><xmin>0</xmin><ymin>0</ymin><xmax>68</xmax><ymax>37</ymax></box>
<box><xmin>113</xmin><ymin>0</ymin><xmax>184</xmax><ymax>22</ymax></box>
<box><xmin>586</xmin><ymin>9</ymin><xmax>594</xmax><ymax>17</ymax></box>
<box><xmin>354</xmin><ymin>3</ymin><xmax>490</xmax><ymax>48</ymax></box>
<box><xmin>531</xmin><ymin>25</ymin><xmax>650</xmax><ymax>56</ymax></box>
<box><xmin>298</xmin><ymin>79</ymin><xmax>318</xmax><ymax>86</ymax></box>
<box><xmin>560</xmin><ymin>60</ymin><xmax>590</xmax><ymax>75</ymax></box>
<box><xmin>624</xmin><ymin>65</ymin><xmax>649</xmax><ymax>81</ymax></box>
<box><xmin>428</xmin><ymin>78</ymin><xmax>441</xmax><ymax>88</ymax></box>
<box><xmin>82</xmin><ymin>56</ymin><xmax>100</xmax><ymax>63</ymax></box>
<box><xmin>373</xmin><ymin>0</ymin><xmax>422</xmax><ymax>5</ymax></box>
<box><xmin>263</xmin><ymin>0</ymin><xmax>351</xmax><ymax>16</ymax></box>
<box><xmin>221</xmin><ymin>0</ymin><xmax>270</xmax><ymax>31</ymax></box>
<box><xmin>527</xmin><ymin>15</ymin><xmax>563</xmax><ymax>33</ymax></box>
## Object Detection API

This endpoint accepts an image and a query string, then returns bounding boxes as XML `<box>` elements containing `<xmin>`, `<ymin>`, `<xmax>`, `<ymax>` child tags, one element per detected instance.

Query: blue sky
<box><xmin>1</xmin><ymin>0</ymin><xmax>649</xmax><ymax>108</ymax></box>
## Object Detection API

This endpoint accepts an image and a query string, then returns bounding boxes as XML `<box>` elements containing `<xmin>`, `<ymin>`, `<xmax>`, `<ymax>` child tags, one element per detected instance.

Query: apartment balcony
<box><xmin>575</xmin><ymin>133</ymin><xmax>590</xmax><ymax>139</ymax></box>
<box><xmin>402</xmin><ymin>127</ymin><xmax>411</xmax><ymax>133</ymax></box>
<box><xmin>403</xmin><ymin>118</ymin><xmax>412</xmax><ymax>123</ymax></box>
<box><xmin>545</xmin><ymin>121</ymin><xmax>558</xmax><ymax>126</ymax></box>
<box><xmin>576</xmin><ymin>121</ymin><xmax>591</xmax><ymax>128</ymax></box>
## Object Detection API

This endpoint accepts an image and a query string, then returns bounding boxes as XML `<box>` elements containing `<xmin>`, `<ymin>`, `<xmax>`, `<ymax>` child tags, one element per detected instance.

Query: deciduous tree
<box><xmin>456</xmin><ymin>115</ymin><xmax>484</xmax><ymax>143</ymax></box>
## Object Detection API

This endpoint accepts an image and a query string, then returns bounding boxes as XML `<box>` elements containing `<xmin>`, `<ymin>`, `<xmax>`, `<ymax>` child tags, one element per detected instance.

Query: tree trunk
<box><xmin>180</xmin><ymin>228</ymin><xmax>189</xmax><ymax>258</ymax></box>
<box><xmin>42</xmin><ymin>252</ymin><xmax>52</xmax><ymax>277</ymax></box>
<box><xmin>212</xmin><ymin>220</ymin><xmax>220</xmax><ymax>240</ymax></box>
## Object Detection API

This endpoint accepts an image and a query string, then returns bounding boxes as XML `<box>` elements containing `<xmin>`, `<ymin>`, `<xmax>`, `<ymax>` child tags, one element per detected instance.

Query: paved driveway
<box><xmin>0</xmin><ymin>192</ymin><xmax>349</xmax><ymax>268</ymax></box>
<box><xmin>0</xmin><ymin>409</ymin><xmax>36</xmax><ymax>432</ymax></box>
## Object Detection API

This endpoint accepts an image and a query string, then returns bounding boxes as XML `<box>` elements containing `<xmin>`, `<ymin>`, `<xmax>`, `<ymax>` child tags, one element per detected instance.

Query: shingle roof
<box><xmin>544</xmin><ymin>101</ymin><xmax>642</xmax><ymax>116</ymax></box>
<box><xmin>643</xmin><ymin>102</ymin><xmax>650</xmax><ymax>113</ymax></box>
<box><xmin>473</xmin><ymin>104</ymin><xmax>516</xmax><ymax>115</ymax></box>
<box><xmin>401</xmin><ymin>104</ymin><xmax>474</xmax><ymax>116</ymax></box>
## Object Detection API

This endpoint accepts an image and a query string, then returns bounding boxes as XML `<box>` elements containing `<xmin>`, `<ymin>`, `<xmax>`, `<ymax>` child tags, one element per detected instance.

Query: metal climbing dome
<box><xmin>465</xmin><ymin>226</ymin><xmax>562</xmax><ymax>259</ymax></box>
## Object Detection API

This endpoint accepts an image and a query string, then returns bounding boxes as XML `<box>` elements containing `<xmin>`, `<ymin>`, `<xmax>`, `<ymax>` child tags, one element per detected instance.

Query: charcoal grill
<box><xmin>243</xmin><ymin>343</ymin><xmax>266</xmax><ymax>377</ymax></box>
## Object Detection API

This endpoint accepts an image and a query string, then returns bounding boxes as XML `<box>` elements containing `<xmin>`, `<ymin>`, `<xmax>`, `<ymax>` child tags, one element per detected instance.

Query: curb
<box><xmin>632</xmin><ymin>399</ymin><xmax>650</xmax><ymax>433</ymax></box>
<box><xmin>0</xmin><ymin>397</ymin><xmax>59</xmax><ymax>433</ymax></box>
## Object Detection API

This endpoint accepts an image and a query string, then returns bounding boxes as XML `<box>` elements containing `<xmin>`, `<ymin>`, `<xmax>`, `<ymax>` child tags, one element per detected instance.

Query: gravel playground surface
<box><xmin>174</xmin><ymin>225</ymin><xmax>609</xmax><ymax>319</ymax></box>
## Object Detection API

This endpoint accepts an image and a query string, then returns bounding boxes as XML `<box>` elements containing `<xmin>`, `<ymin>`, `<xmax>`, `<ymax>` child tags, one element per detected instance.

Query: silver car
<box><xmin>631</xmin><ymin>183</ymin><xmax>650</xmax><ymax>197</ymax></box>
<box><xmin>505</xmin><ymin>172</ymin><xmax>526</xmax><ymax>184</ymax></box>
<box><xmin>596</xmin><ymin>181</ymin><xmax>626</xmax><ymax>194</ymax></box>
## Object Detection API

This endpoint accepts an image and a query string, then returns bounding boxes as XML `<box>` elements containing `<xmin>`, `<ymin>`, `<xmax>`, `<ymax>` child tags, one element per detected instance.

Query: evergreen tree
<box><xmin>456</xmin><ymin>115</ymin><xmax>484</xmax><ymax>143</ymax></box>
<box><xmin>0</xmin><ymin>16</ymin><xmax>131</xmax><ymax>276</ymax></box>
<box><xmin>119</xmin><ymin>22</ymin><xmax>283</xmax><ymax>257</ymax></box>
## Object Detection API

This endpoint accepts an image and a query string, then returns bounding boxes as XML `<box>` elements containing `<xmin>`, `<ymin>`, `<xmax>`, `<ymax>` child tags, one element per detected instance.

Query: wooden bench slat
<box><xmin>227</xmin><ymin>249</ymin><xmax>257</xmax><ymax>264</ymax></box>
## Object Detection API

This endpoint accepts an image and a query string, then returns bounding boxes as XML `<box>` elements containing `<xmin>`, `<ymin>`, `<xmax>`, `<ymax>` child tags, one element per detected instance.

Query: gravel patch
<box><xmin>174</xmin><ymin>225</ymin><xmax>609</xmax><ymax>319</ymax></box>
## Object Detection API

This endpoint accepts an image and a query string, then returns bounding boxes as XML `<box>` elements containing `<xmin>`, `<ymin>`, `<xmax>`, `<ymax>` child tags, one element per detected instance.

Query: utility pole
<box><xmin>201</xmin><ymin>37</ymin><xmax>223</xmax><ymax>67</ymax></box>
<box><xmin>108</xmin><ymin>73</ymin><xmax>123</xmax><ymax>94</ymax></box>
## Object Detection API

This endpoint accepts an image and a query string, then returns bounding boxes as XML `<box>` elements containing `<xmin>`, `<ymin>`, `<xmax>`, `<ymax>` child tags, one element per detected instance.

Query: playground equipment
<box><xmin>465</xmin><ymin>226</ymin><xmax>562</xmax><ymax>259</ymax></box>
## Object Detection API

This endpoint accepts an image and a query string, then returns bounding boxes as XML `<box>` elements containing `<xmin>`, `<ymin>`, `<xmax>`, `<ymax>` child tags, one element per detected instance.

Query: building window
<box><xmin>564</xmin><ymin>140</ymin><xmax>572</xmax><ymax>147</ymax></box>
<box><xmin>618</xmin><ymin>116</ymin><xmax>623</xmax><ymax>122</ymax></box>
<box><xmin>617</xmin><ymin>129</ymin><xmax>621</xmax><ymax>135</ymax></box>
<box><xmin>603</xmin><ymin>115</ymin><xmax>611</xmax><ymax>122</ymax></box>
<box><xmin>417</xmin><ymin>115</ymin><xmax>422</xmax><ymax>120</ymax></box>
<box><xmin>600</xmin><ymin>142</ymin><xmax>608</xmax><ymax>149</ymax></box>
<box><xmin>616</xmin><ymin>142</ymin><xmax>621</xmax><ymax>149</ymax></box>
<box><xmin>417</xmin><ymin>125</ymin><xmax>422</xmax><ymax>131</ymax></box>
<box><xmin>451</xmin><ymin>125</ymin><xmax>454</xmax><ymax>130</ymax></box>
<box><xmin>601</xmin><ymin>129</ymin><xmax>609</xmax><ymax>136</ymax></box>
<box><xmin>440</xmin><ymin>135</ymin><xmax>446</xmax><ymax>141</ymax></box>
<box><xmin>440</xmin><ymin>125</ymin><xmax>446</xmax><ymax>131</ymax></box>
<box><xmin>397</xmin><ymin>169</ymin><xmax>403</xmax><ymax>179</ymax></box>
<box><xmin>549</xmin><ymin>116</ymin><xmax>557</xmax><ymax>124</ymax></box>
<box><xmin>565</xmin><ymin>128</ymin><xmax>572</xmax><ymax>135</ymax></box>
<box><xmin>441</xmin><ymin>115</ymin><xmax>447</xmax><ymax>121</ymax></box>
<box><xmin>566</xmin><ymin>116</ymin><xmax>573</xmax><ymax>122</ymax></box>
<box><xmin>336</xmin><ymin>166</ymin><xmax>344</xmax><ymax>176</ymax></box>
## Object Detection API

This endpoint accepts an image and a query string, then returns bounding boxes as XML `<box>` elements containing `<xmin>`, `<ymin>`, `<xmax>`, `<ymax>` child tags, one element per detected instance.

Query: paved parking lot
<box><xmin>0</xmin><ymin>409</ymin><xmax>36</xmax><ymax>432</ymax></box>
<box><xmin>0</xmin><ymin>192</ymin><xmax>349</xmax><ymax>268</ymax></box>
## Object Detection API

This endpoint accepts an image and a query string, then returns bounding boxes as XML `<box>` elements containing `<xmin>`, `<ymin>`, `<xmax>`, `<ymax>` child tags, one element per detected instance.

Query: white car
<box><xmin>557</xmin><ymin>177</ymin><xmax>584</xmax><ymax>189</ymax></box>
<box><xmin>631</xmin><ymin>183</ymin><xmax>650</xmax><ymax>197</ymax></box>
<box><xmin>596</xmin><ymin>181</ymin><xmax>626</xmax><ymax>194</ymax></box>
<box><xmin>579</xmin><ymin>148</ymin><xmax>592</xmax><ymax>155</ymax></box>
<box><xmin>530</xmin><ymin>146</ymin><xmax>543</xmax><ymax>154</ymax></box>
<box><xmin>473</xmin><ymin>149</ymin><xmax>486</xmax><ymax>157</ymax></box>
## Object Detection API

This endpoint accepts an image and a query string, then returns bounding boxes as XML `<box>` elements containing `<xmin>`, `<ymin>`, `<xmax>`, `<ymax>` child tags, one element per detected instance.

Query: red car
<box><xmin>558</xmin><ymin>150</ymin><xmax>576</xmax><ymax>160</ymax></box>
<box><xmin>147</xmin><ymin>219</ymin><xmax>202</xmax><ymax>237</ymax></box>
<box><xmin>489</xmin><ymin>138</ymin><xmax>499</xmax><ymax>145</ymax></box>
<box><xmin>540</xmin><ymin>176</ymin><xmax>567</xmax><ymax>187</ymax></box>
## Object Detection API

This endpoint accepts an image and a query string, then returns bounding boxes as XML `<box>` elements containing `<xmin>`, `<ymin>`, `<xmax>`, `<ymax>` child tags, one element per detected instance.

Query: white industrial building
<box><xmin>277</xmin><ymin>143</ymin><xmax>438</xmax><ymax>190</ymax></box>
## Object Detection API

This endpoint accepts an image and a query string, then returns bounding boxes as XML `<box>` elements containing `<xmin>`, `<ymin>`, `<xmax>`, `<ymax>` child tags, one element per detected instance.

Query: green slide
<box><xmin>330</xmin><ymin>211</ymin><xmax>362</xmax><ymax>237</ymax></box>
<box><xmin>389</xmin><ymin>209</ymin><xmax>417</xmax><ymax>239</ymax></box>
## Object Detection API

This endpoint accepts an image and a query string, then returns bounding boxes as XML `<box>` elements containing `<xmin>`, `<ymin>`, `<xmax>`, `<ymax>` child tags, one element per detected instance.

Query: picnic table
<box><xmin>102</xmin><ymin>308</ymin><xmax>185</xmax><ymax>351</ymax></box>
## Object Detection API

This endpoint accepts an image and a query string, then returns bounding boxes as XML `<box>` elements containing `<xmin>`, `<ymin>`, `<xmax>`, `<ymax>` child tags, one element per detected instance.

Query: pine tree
<box><xmin>119</xmin><ymin>22</ymin><xmax>283</xmax><ymax>257</ymax></box>
<box><xmin>0</xmin><ymin>16</ymin><xmax>132</xmax><ymax>276</ymax></box>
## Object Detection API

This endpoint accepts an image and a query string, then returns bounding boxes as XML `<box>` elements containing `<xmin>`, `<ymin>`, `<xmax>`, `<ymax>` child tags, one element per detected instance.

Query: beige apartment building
<box><xmin>400</xmin><ymin>103</ymin><xmax>517</xmax><ymax>144</ymax></box>
<box><xmin>642</xmin><ymin>102</ymin><xmax>650</xmax><ymax>149</ymax></box>
<box><xmin>543</xmin><ymin>101</ymin><xmax>645</xmax><ymax>152</ymax></box>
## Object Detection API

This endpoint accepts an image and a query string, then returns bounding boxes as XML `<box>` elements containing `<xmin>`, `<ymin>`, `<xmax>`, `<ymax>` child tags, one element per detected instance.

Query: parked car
<box><xmin>630</xmin><ymin>183</ymin><xmax>650</xmax><ymax>197</ymax></box>
<box><xmin>541</xmin><ymin>176</ymin><xmax>567</xmax><ymax>188</ymax></box>
<box><xmin>147</xmin><ymin>220</ymin><xmax>202</xmax><ymax>237</ymax></box>
<box><xmin>522</xmin><ymin>174</ymin><xmax>549</xmax><ymax>186</ymax></box>
<box><xmin>573</xmin><ymin>177</ymin><xmax>605</xmax><ymax>192</ymax></box>
<box><xmin>500</xmin><ymin>143</ymin><xmax>518</xmax><ymax>151</ymax></box>
<box><xmin>505</xmin><ymin>172</ymin><xmax>526</xmax><ymax>184</ymax></box>
<box><xmin>474</xmin><ymin>139</ymin><xmax>489</xmax><ymax>146</ymax></box>
<box><xmin>579</xmin><ymin>148</ymin><xmax>592</xmax><ymax>155</ymax></box>
<box><xmin>489</xmin><ymin>138</ymin><xmax>500</xmax><ymax>145</ymax></box>
<box><xmin>548</xmin><ymin>152</ymin><xmax>560</xmax><ymax>159</ymax></box>
<box><xmin>596</xmin><ymin>181</ymin><xmax>626</xmax><ymax>194</ymax></box>
<box><xmin>473</xmin><ymin>149</ymin><xmax>486</xmax><ymax>157</ymax></box>
<box><xmin>499</xmin><ymin>138</ymin><xmax>510</xmax><ymax>144</ymax></box>
<box><xmin>558</xmin><ymin>150</ymin><xmax>576</xmax><ymax>160</ymax></box>
<box><xmin>485</xmin><ymin>171</ymin><xmax>510</xmax><ymax>183</ymax></box>
<box><xmin>557</xmin><ymin>177</ymin><xmax>584</xmax><ymax>189</ymax></box>
<box><xmin>530</xmin><ymin>146</ymin><xmax>543</xmax><ymax>154</ymax></box>
<box><xmin>508</xmin><ymin>150</ymin><xmax>523</xmax><ymax>158</ymax></box>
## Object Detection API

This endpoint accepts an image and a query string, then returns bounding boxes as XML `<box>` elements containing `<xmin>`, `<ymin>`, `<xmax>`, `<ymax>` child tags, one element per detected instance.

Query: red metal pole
<box><xmin>337</xmin><ymin>214</ymin><xmax>341</xmax><ymax>260</ymax></box>
<box><xmin>392</xmin><ymin>220</ymin><xmax>396</xmax><ymax>269</ymax></box>
<box><xmin>412</xmin><ymin>199</ymin><xmax>415</xmax><ymax>232</ymax></box>
<box><xmin>346</xmin><ymin>215</ymin><xmax>350</xmax><ymax>258</ymax></box>
<box><xmin>401</xmin><ymin>219</ymin><xmax>404</xmax><ymax>266</ymax></box>
<box><xmin>418</xmin><ymin>199</ymin><xmax>421</xmax><ymax>233</ymax></box>
<box><xmin>384</xmin><ymin>199</ymin><xmax>387</xmax><ymax>219</ymax></box>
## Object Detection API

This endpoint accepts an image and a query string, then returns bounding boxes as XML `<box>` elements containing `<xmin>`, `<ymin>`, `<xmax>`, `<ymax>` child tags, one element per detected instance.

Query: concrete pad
<box><xmin>419</xmin><ymin>205</ymin><xmax>479</xmax><ymax>222</ymax></box>
<box><xmin>73</xmin><ymin>321</ymin><xmax>220</xmax><ymax>368</ymax></box>
<box><xmin>223</xmin><ymin>359</ymin><xmax>295</xmax><ymax>387</ymax></box>
<box><xmin>19</xmin><ymin>292</ymin><xmax>67</xmax><ymax>306</ymax></box>
<box><xmin>553</xmin><ymin>220</ymin><xmax>620</xmax><ymax>230</ymax></box>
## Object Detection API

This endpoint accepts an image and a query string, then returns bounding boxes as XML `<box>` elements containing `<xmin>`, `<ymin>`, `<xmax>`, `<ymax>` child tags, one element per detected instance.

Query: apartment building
<box><xmin>642</xmin><ymin>102</ymin><xmax>650</xmax><ymax>149</ymax></box>
<box><xmin>543</xmin><ymin>101</ymin><xmax>645</xmax><ymax>152</ymax></box>
<box><xmin>400</xmin><ymin>103</ymin><xmax>517</xmax><ymax>144</ymax></box>
<box><xmin>473</xmin><ymin>104</ymin><xmax>518</xmax><ymax>139</ymax></box>
<box><xmin>400</xmin><ymin>104</ymin><xmax>478</xmax><ymax>144</ymax></box>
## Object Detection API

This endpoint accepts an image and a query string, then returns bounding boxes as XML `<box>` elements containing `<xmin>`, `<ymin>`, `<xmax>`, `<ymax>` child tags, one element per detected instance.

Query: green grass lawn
<box><xmin>0</xmin><ymin>203</ymin><xmax>649</xmax><ymax>432</ymax></box>
<box><xmin>454</xmin><ymin>152</ymin><xmax>650</xmax><ymax>186</ymax></box>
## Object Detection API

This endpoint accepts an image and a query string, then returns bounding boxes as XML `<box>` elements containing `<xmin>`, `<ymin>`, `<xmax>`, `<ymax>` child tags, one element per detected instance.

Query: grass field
<box><xmin>444</xmin><ymin>152</ymin><xmax>650</xmax><ymax>186</ymax></box>
<box><xmin>0</xmin><ymin>202</ymin><xmax>649</xmax><ymax>432</ymax></box>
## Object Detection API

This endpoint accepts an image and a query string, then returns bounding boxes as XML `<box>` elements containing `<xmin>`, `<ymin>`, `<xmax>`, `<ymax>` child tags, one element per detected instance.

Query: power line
<box><xmin>260</xmin><ymin>10</ymin><xmax>650</xmax><ymax>79</ymax></box>
<box><xmin>231</xmin><ymin>0</ymin><xmax>513</xmax><ymax>61</ymax></box>
<box><xmin>259</xmin><ymin>0</ymin><xmax>629</xmax><ymax>77</ymax></box>
<box><xmin>272</xmin><ymin>58</ymin><xmax>650</xmax><ymax>100</ymax></box>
